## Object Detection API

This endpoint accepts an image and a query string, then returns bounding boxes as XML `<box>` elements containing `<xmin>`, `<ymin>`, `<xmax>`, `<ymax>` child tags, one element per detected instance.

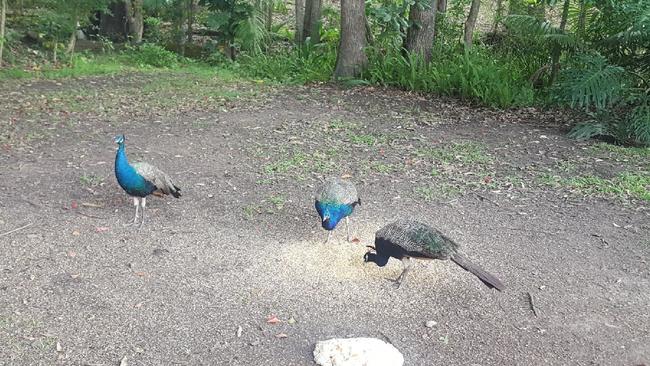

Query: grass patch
<box><xmin>566</xmin><ymin>173</ymin><xmax>650</xmax><ymax>201</ymax></box>
<box><xmin>263</xmin><ymin>148</ymin><xmax>340</xmax><ymax>178</ymax></box>
<box><xmin>590</xmin><ymin>142</ymin><xmax>650</xmax><ymax>157</ymax></box>
<box><xmin>538</xmin><ymin>172</ymin><xmax>650</xmax><ymax>201</ymax></box>
<box><xmin>349</xmin><ymin>133</ymin><xmax>381</xmax><ymax>146</ymax></box>
<box><xmin>328</xmin><ymin>119</ymin><xmax>359</xmax><ymax>131</ymax></box>
<box><xmin>79</xmin><ymin>174</ymin><xmax>104</xmax><ymax>187</ymax></box>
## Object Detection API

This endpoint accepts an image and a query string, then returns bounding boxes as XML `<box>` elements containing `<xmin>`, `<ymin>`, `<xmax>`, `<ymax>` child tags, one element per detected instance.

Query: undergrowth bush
<box><xmin>363</xmin><ymin>46</ymin><xmax>535</xmax><ymax>108</ymax></box>
<box><xmin>124</xmin><ymin>43</ymin><xmax>180</xmax><ymax>68</ymax></box>
<box><xmin>237</xmin><ymin>42</ymin><xmax>335</xmax><ymax>83</ymax></box>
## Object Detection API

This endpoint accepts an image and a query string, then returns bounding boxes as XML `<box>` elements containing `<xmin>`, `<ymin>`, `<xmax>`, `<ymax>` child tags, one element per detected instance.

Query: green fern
<box><xmin>629</xmin><ymin>104</ymin><xmax>650</xmax><ymax>145</ymax></box>
<box><xmin>557</xmin><ymin>54</ymin><xmax>626</xmax><ymax>109</ymax></box>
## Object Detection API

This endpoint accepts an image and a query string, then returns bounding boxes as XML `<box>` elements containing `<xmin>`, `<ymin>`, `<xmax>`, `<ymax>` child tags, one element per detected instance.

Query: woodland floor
<box><xmin>0</xmin><ymin>71</ymin><xmax>649</xmax><ymax>366</ymax></box>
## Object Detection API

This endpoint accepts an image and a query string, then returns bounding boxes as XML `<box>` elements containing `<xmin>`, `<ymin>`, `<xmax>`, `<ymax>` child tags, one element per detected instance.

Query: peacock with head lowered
<box><xmin>113</xmin><ymin>134</ymin><xmax>181</xmax><ymax>227</ymax></box>
<box><xmin>315</xmin><ymin>177</ymin><xmax>360</xmax><ymax>243</ymax></box>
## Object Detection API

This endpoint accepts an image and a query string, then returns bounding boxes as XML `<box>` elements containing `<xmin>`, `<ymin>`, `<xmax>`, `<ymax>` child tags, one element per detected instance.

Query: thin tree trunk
<box><xmin>550</xmin><ymin>0</ymin><xmax>570</xmax><ymax>85</ymax></box>
<box><xmin>265</xmin><ymin>0</ymin><xmax>273</xmax><ymax>31</ymax></box>
<box><xmin>463</xmin><ymin>0</ymin><xmax>480</xmax><ymax>48</ymax></box>
<box><xmin>66</xmin><ymin>15</ymin><xmax>78</xmax><ymax>55</ymax></box>
<box><xmin>66</xmin><ymin>26</ymin><xmax>76</xmax><ymax>55</ymax></box>
<box><xmin>186</xmin><ymin>0</ymin><xmax>195</xmax><ymax>44</ymax></box>
<box><xmin>492</xmin><ymin>0</ymin><xmax>502</xmax><ymax>33</ymax></box>
<box><xmin>577</xmin><ymin>0</ymin><xmax>586</xmax><ymax>37</ymax></box>
<box><xmin>125</xmin><ymin>0</ymin><xmax>143</xmax><ymax>43</ymax></box>
<box><xmin>437</xmin><ymin>0</ymin><xmax>446</xmax><ymax>12</ymax></box>
<box><xmin>0</xmin><ymin>0</ymin><xmax>6</xmax><ymax>67</ymax></box>
<box><xmin>294</xmin><ymin>0</ymin><xmax>304</xmax><ymax>43</ymax></box>
<box><xmin>365</xmin><ymin>14</ymin><xmax>374</xmax><ymax>45</ymax></box>
<box><xmin>302</xmin><ymin>0</ymin><xmax>321</xmax><ymax>43</ymax></box>
<box><xmin>334</xmin><ymin>0</ymin><xmax>367</xmax><ymax>78</ymax></box>
<box><xmin>404</xmin><ymin>0</ymin><xmax>438</xmax><ymax>63</ymax></box>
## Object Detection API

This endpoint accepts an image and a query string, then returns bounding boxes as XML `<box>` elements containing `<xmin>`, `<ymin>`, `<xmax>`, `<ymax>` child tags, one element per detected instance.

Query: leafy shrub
<box><xmin>238</xmin><ymin>42</ymin><xmax>335</xmax><ymax>83</ymax></box>
<box><xmin>125</xmin><ymin>43</ymin><xmax>179</xmax><ymax>68</ymax></box>
<box><xmin>143</xmin><ymin>17</ymin><xmax>164</xmax><ymax>43</ymax></box>
<box><xmin>364</xmin><ymin>46</ymin><xmax>535</xmax><ymax>108</ymax></box>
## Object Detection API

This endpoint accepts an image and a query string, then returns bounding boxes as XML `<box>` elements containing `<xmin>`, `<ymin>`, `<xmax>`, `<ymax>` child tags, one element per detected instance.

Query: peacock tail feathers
<box><xmin>315</xmin><ymin>177</ymin><xmax>359</xmax><ymax>206</ymax></box>
<box><xmin>132</xmin><ymin>162</ymin><xmax>181</xmax><ymax>198</ymax></box>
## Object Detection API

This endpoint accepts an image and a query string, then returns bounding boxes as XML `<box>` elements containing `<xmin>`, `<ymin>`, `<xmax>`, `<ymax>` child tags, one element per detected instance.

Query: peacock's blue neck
<box><xmin>315</xmin><ymin>201</ymin><xmax>354</xmax><ymax>231</ymax></box>
<box><xmin>115</xmin><ymin>143</ymin><xmax>153</xmax><ymax>197</ymax></box>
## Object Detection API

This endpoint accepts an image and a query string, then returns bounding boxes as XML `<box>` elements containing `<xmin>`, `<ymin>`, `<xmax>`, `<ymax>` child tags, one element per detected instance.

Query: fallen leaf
<box><xmin>236</xmin><ymin>326</ymin><xmax>243</xmax><ymax>337</ymax></box>
<box><xmin>95</xmin><ymin>226</ymin><xmax>110</xmax><ymax>233</ymax></box>
<box><xmin>81</xmin><ymin>202</ymin><xmax>104</xmax><ymax>208</ymax></box>
<box><xmin>67</xmin><ymin>250</ymin><xmax>76</xmax><ymax>258</ymax></box>
<box><xmin>483</xmin><ymin>176</ymin><xmax>492</xmax><ymax>184</ymax></box>
<box><xmin>56</xmin><ymin>341</ymin><xmax>62</xmax><ymax>352</ymax></box>
<box><xmin>341</xmin><ymin>174</ymin><xmax>353</xmax><ymax>179</ymax></box>
<box><xmin>288</xmin><ymin>317</ymin><xmax>296</xmax><ymax>325</ymax></box>
<box><xmin>351</xmin><ymin>238</ymin><xmax>360</xmax><ymax>244</ymax></box>
<box><xmin>70</xmin><ymin>273</ymin><xmax>81</xmax><ymax>279</ymax></box>
<box><xmin>134</xmin><ymin>302</ymin><xmax>144</xmax><ymax>308</ymax></box>
<box><xmin>72</xmin><ymin>230</ymin><xmax>80</xmax><ymax>236</ymax></box>
<box><xmin>71</xmin><ymin>201</ymin><xmax>78</xmax><ymax>209</ymax></box>
<box><xmin>266</xmin><ymin>315</ymin><xmax>280</xmax><ymax>324</ymax></box>
<box><xmin>275</xmin><ymin>333</ymin><xmax>288</xmax><ymax>338</ymax></box>
<box><xmin>134</xmin><ymin>271</ymin><xmax>147</xmax><ymax>277</ymax></box>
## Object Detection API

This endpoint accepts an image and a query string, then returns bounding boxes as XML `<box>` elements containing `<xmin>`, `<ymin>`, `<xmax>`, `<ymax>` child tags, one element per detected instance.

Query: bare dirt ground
<box><xmin>1</xmin><ymin>71</ymin><xmax>649</xmax><ymax>365</ymax></box>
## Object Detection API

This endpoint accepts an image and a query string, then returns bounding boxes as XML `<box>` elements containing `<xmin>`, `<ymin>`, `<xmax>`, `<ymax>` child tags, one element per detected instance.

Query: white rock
<box><xmin>314</xmin><ymin>337</ymin><xmax>404</xmax><ymax>366</ymax></box>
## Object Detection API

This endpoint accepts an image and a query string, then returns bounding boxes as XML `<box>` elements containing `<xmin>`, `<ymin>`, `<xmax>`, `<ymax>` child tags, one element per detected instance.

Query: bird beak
<box><xmin>322</xmin><ymin>216</ymin><xmax>329</xmax><ymax>224</ymax></box>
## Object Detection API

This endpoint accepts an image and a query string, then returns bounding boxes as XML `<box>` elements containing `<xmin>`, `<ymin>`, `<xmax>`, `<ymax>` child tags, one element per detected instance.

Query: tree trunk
<box><xmin>100</xmin><ymin>2</ymin><xmax>128</xmax><ymax>41</ymax></box>
<box><xmin>0</xmin><ymin>0</ymin><xmax>6</xmax><ymax>67</ymax></box>
<box><xmin>463</xmin><ymin>0</ymin><xmax>480</xmax><ymax>49</ymax></box>
<box><xmin>437</xmin><ymin>0</ymin><xmax>446</xmax><ymax>12</ymax></box>
<box><xmin>302</xmin><ymin>0</ymin><xmax>321</xmax><ymax>43</ymax></box>
<box><xmin>334</xmin><ymin>0</ymin><xmax>367</xmax><ymax>78</ymax></box>
<box><xmin>404</xmin><ymin>0</ymin><xmax>438</xmax><ymax>63</ymax></box>
<box><xmin>294</xmin><ymin>0</ymin><xmax>304</xmax><ymax>43</ymax></box>
<box><xmin>65</xmin><ymin>22</ymin><xmax>77</xmax><ymax>57</ymax></box>
<box><xmin>186</xmin><ymin>0</ymin><xmax>196</xmax><ymax>44</ymax></box>
<box><xmin>125</xmin><ymin>0</ymin><xmax>143</xmax><ymax>43</ymax></box>
<box><xmin>550</xmin><ymin>0</ymin><xmax>570</xmax><ymax>85</ymax></box>
<box><xmin>265</xmin><ymin>0</ymin><xmax>273</xmax><ymax>31</ymax></box>
<box><xmin>365</xmin><ymin>14</ymin><xmax>374</xmax><ymax>45</ymax></box>
<box><xmin>577</xmin><ymin>0</ymin><xmax>586</xmax><ymax>37</ymax></box>
<box><xmin>492</xmin><ymin>0</ymin><xmax>502</xmax><ymax>33</ymax></box>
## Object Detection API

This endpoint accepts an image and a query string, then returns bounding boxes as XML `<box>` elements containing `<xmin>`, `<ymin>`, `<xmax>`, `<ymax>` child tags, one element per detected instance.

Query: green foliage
<box><xmin>201</xmin><ymin>0</ymin><xmax>254</xmax><ymax>56</ymax></box>
<box><xmin>238</xmin><ymin>42</ymin><xmax>335</xmax><ymax>83</ymax></box>
<box><xmin>125</xmin><ymin>43</ymin><xmax>180</xmax><ymax>68</ymax></box>
<box><xmin>364</xmin><ymin>46</ymin><xmax>535</xmax><ymax>108</ymax></box>
<box><xmin>556</xmin><ymin>53</ymin><xmax>626</xmax><ymax>109</ymax></box>
<box><xmin>143</xmin><ymin>16</ymin><xmax>164</xmax><ymax>43</ymax></box>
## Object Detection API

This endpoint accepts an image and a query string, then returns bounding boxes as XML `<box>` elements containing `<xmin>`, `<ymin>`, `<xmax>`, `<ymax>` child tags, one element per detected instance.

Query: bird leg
<box><xmin>393</xmin><ymin>257</ymin><xmax>412</xmax><ymax>289</ymax></box>
<box><xmin>345</xmin><ymin>217</ymin><xmax>351</xmax><ymax>242</ymax></box>
<box><xmin>139</xmin><ymin>197</ymin><xmax>146</xmax><ymax>228</ymax></box>
<box><xmin>124</xmin><ymin>197</ymin><xmax>140</xmax><ymax>226</ymax></box>
<box><xmin>325</xmin><ymin>231</ymin><xmax>332</xmax><ymax>244</ymax></box>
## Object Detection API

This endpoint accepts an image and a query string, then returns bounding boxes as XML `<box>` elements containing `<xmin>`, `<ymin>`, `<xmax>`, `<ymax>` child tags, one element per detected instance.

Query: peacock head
<box><xmin>321</xmin><ymin>215</ymin><xmax>340</xmax><ymax>231</ymax></box>
<box><xmin>113</xmin><ymin>134</ymin><xmax>126</xmax><ymax>145</ymax></box>
<box><xmin>363</xmin><ymin>245</ymin><xmax>389</xmax><ymax>267</ymax></box>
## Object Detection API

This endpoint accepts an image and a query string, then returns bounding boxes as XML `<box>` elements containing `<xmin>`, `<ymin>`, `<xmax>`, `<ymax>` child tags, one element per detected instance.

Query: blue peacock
<box><xmin>315</xmin><ymin>177</ymin><xmax>360</xmax><ymax>243</ymax></box>
<box><xmin>113</xmin><ymin>134</ymin><xmax>181</xmax><ymax>227</ymax></box>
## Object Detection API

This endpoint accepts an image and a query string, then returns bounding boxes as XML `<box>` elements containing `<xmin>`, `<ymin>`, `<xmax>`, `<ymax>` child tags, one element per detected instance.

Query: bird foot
<box><xmin>387</xmin><ymin>277</ymin><xmax>404</xmax><ymax>289</ymax></box>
